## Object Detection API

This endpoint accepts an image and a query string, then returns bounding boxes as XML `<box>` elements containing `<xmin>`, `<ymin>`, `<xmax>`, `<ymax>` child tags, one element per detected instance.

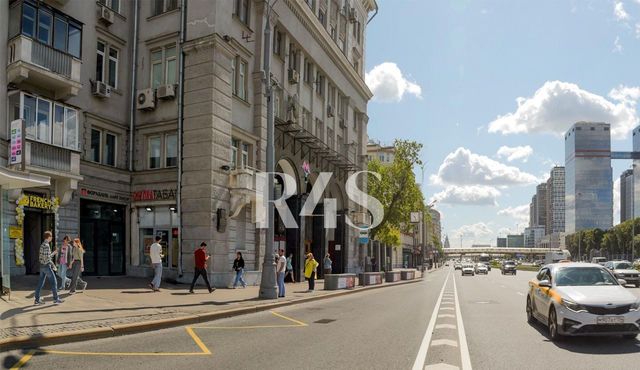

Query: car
<box><xmin>454</xmin><ymin>262</ymin><xmax>462</xmax><ymax>270</ymax></box>
<box><xmin>526</xmin><ymin>263</ymin><xmax>640</xmax><ymax>341</ymax></box>
<box><xmin>604</xmin><ymin>261</ymin><xmax>640</xmax><ymax>288</ymax></box>
<box><xmin>501</xmin><ymin>261</ymin><xmax>517</xmax><ymax>275</ymax></box>
<box><xmin>483</xmin><ymin>262</ymin><xmax>492</xmax><ymax>272</ymax></box>
<box><xmin>591</xmin><ymin>256</ymin><xmax>608</xmax><ymax>266</ymax></box>
<box><xmin>461</xmin><ymin>264</ymin><xmax>475</xmax><ymax>276</ymax></box>
<box><xmin>475</xmin><ymin>263</ymin><xmax>488</xmax><ymax>275</ymax></box>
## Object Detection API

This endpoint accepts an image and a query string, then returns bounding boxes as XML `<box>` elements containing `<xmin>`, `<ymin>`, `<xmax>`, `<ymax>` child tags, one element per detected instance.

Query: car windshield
<box><xmin>613</xmin><ymin>262</ymin><xmax>633</xmax><ymax>269</ymax></box>
<box><xmin>504</xmin><ymin>262</ymin><xmax>515</xmax><ymax>265</ymax></box>
<box><xmin>555</xmin><ymin>267</ymin><xmax>618</xmax><ymax>286</ymax></box>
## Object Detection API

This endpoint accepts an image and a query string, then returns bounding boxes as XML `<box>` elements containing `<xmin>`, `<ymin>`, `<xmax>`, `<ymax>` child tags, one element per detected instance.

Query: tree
<box><xmin>367</xmin><ymin>140</ymin><xmax>424</xmax><ymax>244</ymax></box>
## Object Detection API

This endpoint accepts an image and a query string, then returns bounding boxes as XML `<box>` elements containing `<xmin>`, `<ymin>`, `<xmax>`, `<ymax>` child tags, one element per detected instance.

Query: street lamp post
<box><xmin>258</xmin><ymin>1</ymin><xmax>278</xmax><ymax>299</ymax></box>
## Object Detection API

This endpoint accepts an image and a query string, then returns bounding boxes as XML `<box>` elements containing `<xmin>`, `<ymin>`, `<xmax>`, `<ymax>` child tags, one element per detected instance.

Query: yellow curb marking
<box><xmin>10</xmin><ymin>350</ymin><xmax>35</xmax><ymax>370</ymax></box>
<box><xmin>195</xmin><ymin>311</ymin><xmax>307</xmax><ymax>329</ymax></box>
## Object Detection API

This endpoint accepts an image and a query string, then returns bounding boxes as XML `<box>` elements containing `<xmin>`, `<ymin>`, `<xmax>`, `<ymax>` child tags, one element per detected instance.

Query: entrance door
<box><xmin>23</xmin><ymin>211</ymin><xmax>42</xmax><ymax>274</ymax></box>
<box><xmin>80</xmin><ymin>200</ymin><xmax>126</xmax><ymax>275</ymax></box>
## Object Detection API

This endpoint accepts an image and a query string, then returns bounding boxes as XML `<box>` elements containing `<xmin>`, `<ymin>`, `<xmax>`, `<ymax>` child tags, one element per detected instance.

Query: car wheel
<box><xmin>622</xmin><ymin>334</ymin><xmax>637</xmax><ymax>340</ymax></box>
<box><xmin>548</xmin><ymin>307</ymin><xmax>562</xmax><ymax>341</ymax></box>
<box><xmin>526</xmin><ymin>296</ymin><xmax>535</xmax><ymax>324</ymax></box>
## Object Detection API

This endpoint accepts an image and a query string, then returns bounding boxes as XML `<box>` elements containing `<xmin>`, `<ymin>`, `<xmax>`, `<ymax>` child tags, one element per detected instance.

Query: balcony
<box><xmin>229</xmin><ymin>168</ymin><xmax>256</xmax><ymax>219</ymax></box>
<box><xmin>7</xmin><ymin>36</ymin><xmax>82</xmax><ymax>100</ymax></box>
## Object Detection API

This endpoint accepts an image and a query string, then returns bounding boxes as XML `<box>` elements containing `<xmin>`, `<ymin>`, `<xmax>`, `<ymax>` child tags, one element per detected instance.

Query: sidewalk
<box><xmin>1</xmin><ymin>270</ymin><xmax>426</xmax><ymax>350</ymax></box>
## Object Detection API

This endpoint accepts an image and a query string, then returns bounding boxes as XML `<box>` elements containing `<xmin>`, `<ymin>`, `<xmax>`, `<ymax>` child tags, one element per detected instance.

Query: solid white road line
<box><xmin>453</xmin><ymin>275</ymin><xmax>472</xmax><ymax>370</ymax></box>
<box><xmin>516</xmin><ymin>292</ymin><xmax>525</xmax><ymax>296</ymax></box>
<box><xmin>412</xmin><ymin>272</ymin><xmax>450</xmax><ymax>370</ymax></box>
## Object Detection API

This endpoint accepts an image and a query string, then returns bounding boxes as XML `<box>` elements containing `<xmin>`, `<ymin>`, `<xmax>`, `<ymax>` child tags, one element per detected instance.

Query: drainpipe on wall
<box><xmin>128</xmin><ymin>0</ymin><xmax>139</xmax><ymax>267</ymax></box>
<box><xmin>177</xmin><ymin>0</ymin><xmax>187</xmax><ymax>278</ymax></box>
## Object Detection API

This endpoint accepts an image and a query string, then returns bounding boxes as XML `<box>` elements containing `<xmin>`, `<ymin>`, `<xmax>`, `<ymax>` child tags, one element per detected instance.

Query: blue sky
<box><xmin>364</xmin><ymin>0</ymin><xmax>640</xmax><ymax>247</ymax></box>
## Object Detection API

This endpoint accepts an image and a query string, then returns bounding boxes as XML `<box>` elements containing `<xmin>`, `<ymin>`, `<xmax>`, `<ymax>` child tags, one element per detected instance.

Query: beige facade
<box><xmin>1</xmin><ymin>0</ymin><xmax>376</xmax><ymax>285</ymax></box>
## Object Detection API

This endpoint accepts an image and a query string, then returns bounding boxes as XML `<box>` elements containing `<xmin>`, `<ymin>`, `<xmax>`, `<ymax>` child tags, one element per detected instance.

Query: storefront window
<box><xmin>137</xmin><ymin>207</ymin><xmax>178</xmax><ymax>268</ymax></box>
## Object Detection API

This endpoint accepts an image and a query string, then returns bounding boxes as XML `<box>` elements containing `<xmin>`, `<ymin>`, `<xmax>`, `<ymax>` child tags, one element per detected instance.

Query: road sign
<box><xmin>358</xmin><ymin>226</ymin><xmax>369</xmax><ymax>244</ymax></box>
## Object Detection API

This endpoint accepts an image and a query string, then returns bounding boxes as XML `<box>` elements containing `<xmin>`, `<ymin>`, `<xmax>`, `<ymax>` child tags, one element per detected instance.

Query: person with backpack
<box><xmin>189</xmin><ymin>242</ymin><xmax>214</xmax><ymax>293</ymax></box>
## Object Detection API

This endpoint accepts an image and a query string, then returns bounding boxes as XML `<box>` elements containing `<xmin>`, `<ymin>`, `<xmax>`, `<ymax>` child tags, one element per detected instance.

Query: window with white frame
<box><xmin>96</xmin><ymin>40</ymin><xmax>119</xmax><ymax>88</ymax></box>
<box><xmin>9</xmin><ymin>92</ymin><xmax>78</xmax><ymax>151</ymax></box>
<box><xmin>151</xmin><ymin>44</ymin><xmax>177</xmax><ymax>89</ymax></box>
<box><xmin>16</xmin><ymin>1</ymin><xmax>82</xmax><ymax>58</ymax></box>
<box><xmin>147</xmin><ymin>133</ymin><xmax>177</xmax><ymax>169</ymax></box>
<box><xmin>98</xmin><ymin>0</ymin><xmax>120</xmax><ymax>13</ymax></box>
<box><xmin>152</xmin><ymin>0</ymin><xmax>178</xmax><ymax>16</ymax></box>
<box><xmin>232</xmin><ymin>56</ymin><xmax>248</xmax><ymax>101</ymax></box>
<box><xmin>90</xmin><ymin>128</ymin><xmax>117</xmax><ymax>166</ymax></box>
<box><xmin>230</xmin><ymin>138</ymin><xmax>253</xmax><ymax>169</ymax></box>
<box><xmin>233</xmin><ymin>0</ymin><xmax>250</xmax><ymax>26</ymax></box>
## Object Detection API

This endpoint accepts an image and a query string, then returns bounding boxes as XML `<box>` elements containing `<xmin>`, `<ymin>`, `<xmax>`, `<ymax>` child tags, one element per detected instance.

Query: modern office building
<box><xmin>529</xmin><ymin>183</ymin><xmax>547</xmax><ymax>228</ymax></box>
<box><xmin>524</xmin><ymin>226</ymin><xmax>545</xmax><ymax>248</ymax></box>
<box><xmin>529</xmin><ymin>194</ymin><xmax>536</xmax><ymax>227</ymax></box>
<box><xmin>443</xmin><ymin>235</ymin><xmax>450</xmax><ymax>249</ymax></box>
<box><xmin>564</xmin><ymin>122</ymin><xmax>613</xmax><ymax>233</ymax></box>
<box><xmin>620</xmin><ymin>168</ymin><xmax>634</xmax><ymax>222</ymax></box>
<box><xmin>545</xmin><ymin>166</ymin><xmax>565</xmax><ymax>234</ymax></box>
<box><xmin>496</xmin><ymin>237</ymin><xmax>507</xmax><ymax>248</ymax></box>
<box><xmin>1</xmin><ymin>0</ymin><xmax>377</xmax><ymax>290</ymax></box>
<box><xmin>506</xmin><ymin>234</ymin><xmax>524</xmax><ymax>248</ymax></box>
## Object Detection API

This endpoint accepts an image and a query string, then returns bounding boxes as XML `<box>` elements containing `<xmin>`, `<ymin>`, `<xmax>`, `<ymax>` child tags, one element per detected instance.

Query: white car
<box><xmin>461</xmin><ymin>264</ymin><xmax>475</xmax><ymax>276</ymax></box>
<box><xmin>526</xmin><ymin>263</ymin><xmax>640</xmax><ymax>341</ymax></box>
<box><xmin>475</xmin><ymin>263</ymin><xmax>488</xmax><ymax>275</ymax></box>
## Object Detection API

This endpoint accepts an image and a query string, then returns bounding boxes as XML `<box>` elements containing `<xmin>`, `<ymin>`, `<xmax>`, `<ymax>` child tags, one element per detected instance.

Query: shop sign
<box><xmin>9</xmin><ymin>119</ymin><xmax>24</xmax><ymax>166</ymax></box>
<box><xmin>9</xmin><ymin>226</ymin><xmax>22</xmax><ymax>239</ymax></box>
<box><xmin>27</xmin><ymin>194</ymin><xmax>55</xmax><ymax>209</ymax></box>
<box><xmin>80</xmin><ymin>188</ymin><xmax>130</xmax><ymax>203</ymax></box>
<box><xmin>132</xmin><ymin>189</ymin><xmax>177</xmax><ymax>202</ymax></box>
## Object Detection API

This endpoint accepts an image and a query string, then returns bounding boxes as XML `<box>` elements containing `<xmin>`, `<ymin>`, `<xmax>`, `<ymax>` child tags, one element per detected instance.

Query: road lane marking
<box><xmin>453</xmin><ymin>275</ymin><xmax>472</xmax><ymax>370</ymax></box>
<box><xmin>424</xmin><ymin>364</ymin><xmax>460</xmax><ymax>370</ymax></box>
<box><xmin>412</xmin><ymin>272</ymin><xmax>450</xmax><ymax>370</ymax></box>
<box><xmin>439</xmin><ymin>307</ymin><xmax>454</xmax><ymax>310</ymax></box>
<box><xmin>516</xmin><ymin>292</ymin><xmax>525</xmax><ymax>296</ymax></box>
<box><xmin>431</xmin><ymin>339</ymin><xmax>458</xmax><ymax>347</ymax></box>
<box><xmin>9</xmin><ymin>350</ymin><xmax>35</xmax><ymax>370</ymax></box>
<box><xmin>195</xmin><ymin>311</ymin><xmax>307</xmax><ymax>329</ymax></box>
<box><xmin>186</xmin><ymin>326</ymin><xmax>212</xmax><ymax>355</ymax></box>
<box><xmin>438</xmin><ymin>314</ymin><xmax>455</xmax><ymax>319</ymax></box>
<box><xmin>270</xmin><ymin>311</ymin><xmax>308</xmax><ymax>326</ymax></box>
<box><xmin>435</xmin><ymin>324</ymin><xmax>457</xmax><ymax>330</ymax></box>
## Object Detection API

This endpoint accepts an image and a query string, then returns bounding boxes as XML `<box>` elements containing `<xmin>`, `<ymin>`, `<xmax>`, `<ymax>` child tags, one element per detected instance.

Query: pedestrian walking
<box><xmin>34</xmin><ymin>231</ymin><xmax>63</xmax><ymax>305</ymax></box>
<box><xmin>56</xmin><ymin>236</ymin><xmax>73</xmax><ymax>290</ymax></box>
<box><xmin>323</xmin><ymin>253</ymin><xmax>332</xmax><ymax>276</ymax></box>
<box><xmin>189</xmin><ymin>242</ymin><xmax>214</xmax><ymax>294</ymax></box>
<box><xmin>304</xmin><ymin>253</ymin><xmax>318</xmax><ymax>292</ymax></box>
<box><xmin>148</xmin><ymin>236</ymin><xmax>163</xmax><ymax>291</ymax></box>
<box><xmin>277</xmin><ymin>249</ymin><xmax>286</xmax><ymax>297</ymax></box>
<box><xmin>232</xmin><ymin>252</ymin><xmax>247</xmax><ymax>288</ymax></box>
<box><xmin>285</xmin><ymin>253</ymin><xmax>295</xmax><ymax>283</ymax></box>
<box><xmin>68</xmin><ymin>238</ymin><xmax>87</xmax><ymax>294</ymax></box>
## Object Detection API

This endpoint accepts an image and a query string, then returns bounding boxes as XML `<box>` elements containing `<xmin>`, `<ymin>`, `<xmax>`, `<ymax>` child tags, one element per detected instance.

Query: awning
<box><xmin>0</xmin><ymin>167</ymin><xmax>50</xmax><ymax>189</ymax></box>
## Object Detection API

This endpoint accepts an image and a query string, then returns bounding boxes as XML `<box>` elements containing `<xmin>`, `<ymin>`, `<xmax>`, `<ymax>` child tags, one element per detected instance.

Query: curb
<box><xmin>0</xmin><ymin>276</ymin><xmax>423</xmax><ymax>351</ymax></box>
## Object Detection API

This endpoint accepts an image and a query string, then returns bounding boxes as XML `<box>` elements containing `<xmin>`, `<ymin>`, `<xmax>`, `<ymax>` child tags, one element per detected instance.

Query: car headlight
<box><xmin>630</xmin><ymin>301</ymin><xmax>640</xmax><ymax>312</ymax></box>
<box><xmin>562</xmin><ymin>298</ymin><xmax>587</xmax><ymax>313</ymax></box>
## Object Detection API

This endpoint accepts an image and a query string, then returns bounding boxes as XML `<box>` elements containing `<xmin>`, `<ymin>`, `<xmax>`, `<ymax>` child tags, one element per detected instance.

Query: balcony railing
<box><xmin>31</xmin><ymin>41</ymin><xmax>72</xmax><ymax>78</ymax></box>
<box><xmin>27</xmin><ymin>140</ymin><xmax>71</xmax><ymax>172</ymax></box>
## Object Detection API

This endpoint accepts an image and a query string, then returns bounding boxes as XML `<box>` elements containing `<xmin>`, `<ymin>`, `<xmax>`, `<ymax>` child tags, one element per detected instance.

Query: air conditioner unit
<box><xmin>327</xmin><ymin>105</ymin><xmax>335</xmax><ymax>118</ymax></box>
<box><xmin>348</xmin><ymin>8</ymin><xmax>357</xmax><ymax>22</ymax></box>
<box><xmin>157</xmin><ymin>84</ymin><xmax>176</xmax><ymax>100</ymax></box>
<box><xmin>92</xmin><ymin>81</ymin><xmax>111</xmax><ymax>98</ymax></box>
<box><xmin>99</xmin><ymin>6</ymin><xmax>115</xmax><ymax>25</ymax></box>
<box><xmin>288</xmin><ymin>69</ymin><xmax>299</xmax><ymax>84</ymax></box>
<box><xmin>137</xmin><ymin>88</ymin><xmax>156</xmax><ymax>111</ymax></box>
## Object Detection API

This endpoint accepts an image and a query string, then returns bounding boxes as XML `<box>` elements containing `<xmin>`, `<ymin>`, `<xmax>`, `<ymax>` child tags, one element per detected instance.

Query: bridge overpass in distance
<box><xmin>443</xmin><ymin>247</ymin><xmax>563</xmax><ymax>257</ymax></box>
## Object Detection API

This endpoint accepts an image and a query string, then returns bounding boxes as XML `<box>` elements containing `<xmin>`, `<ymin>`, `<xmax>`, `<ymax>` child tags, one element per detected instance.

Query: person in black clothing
<box><xmin>232</xmin><ymin>252</ymin><xmax>247</xmax><ymax>288</ymax></box>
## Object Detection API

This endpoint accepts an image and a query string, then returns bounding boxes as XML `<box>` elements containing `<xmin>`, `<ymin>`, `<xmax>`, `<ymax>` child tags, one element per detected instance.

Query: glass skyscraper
<box><xmin>564</xmin><ymin>122</ymin><xmax>613</xmax><ymax>233</ymax></box>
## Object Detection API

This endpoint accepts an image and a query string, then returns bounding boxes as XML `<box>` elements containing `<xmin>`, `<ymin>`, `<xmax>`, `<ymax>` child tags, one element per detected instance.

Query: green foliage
<box><xmin>367</xmin><ymin>139</ymin><xmax>424</xmax><ymax>245</ymax></box>
<box><xmin>565</xmin><ymin>218</ymin><xmax>640</xmax><ymax>259</ymax></box>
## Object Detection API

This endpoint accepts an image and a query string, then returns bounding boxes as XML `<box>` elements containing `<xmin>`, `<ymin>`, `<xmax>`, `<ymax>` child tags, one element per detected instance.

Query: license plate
<box><xmin>596</xmin><ymin>316</ymin><xmax>624</xmax><ymax>324</ymax></box>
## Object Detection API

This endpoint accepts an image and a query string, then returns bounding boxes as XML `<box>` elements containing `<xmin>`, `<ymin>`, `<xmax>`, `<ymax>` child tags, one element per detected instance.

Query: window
<box><xmin>289</xmin><ymin>45</ymin><xmax>299</xmax><ymax>71</ymax></box>
<box><xmin>316</xmin><ymin>119</ymin><xmax>324</xmax><ymax>140</ymax></box>
<box><xmin>99</xmin><ymin>0</ymin><xmax>120</xmax><ymax>13</ymax></box>
<box><xmin>152</xmin><ymin>0</ymin><xmax>178</xmax><ymax>16</ymax></box>
<box><xmin>151</xmin><ymin>44</ymin><xmax>177</xmax><ymax>89</ymax></box>
<box><xmin>234</xmin><ymin>0</ymin><xmax>250</xmax><ymax>26</ymax></box>
<box><xmin>97</xmin><ymin>41</ymin><xmax>119</xmax><ymax>88</ymax></box>
<box><xmin>16</xmin><ymin>92</ymin><xmax>78</xmax><ymax>150</ymax></box>
<box><xmin>230</xmin><ymin>138</ymin><xmax>253</xmax><ymax>169</ymax></box>
<box><xmin>304</xmin><ymin>60</ymin><xmax>313</xmax><ymax>84</ymax></box>
<box><xmin>232</xmin><ymin>57</ymin><xmax>248</xmax><ymax>100</ymax></box>
<box><xmin>147</xmin><ymin>133</ymin><xmax>177</xmax><ymax>169</ymax></box>
<box><xmin>315</xmin><ymin>72</ymin><xmax>325</xmax><ymax>96</ymax></box>
<box><xmin>105</xmin><ymin>133</ymin><xmax>116</xmax><ymax>166</ymax></box>
<box><xmin>231</xmin><ymin>139</ymin><xmax>239</xmax><ymax>169</ymax></box>
<box><xmin>148</xmin><ymin>136</ymin><xmax>161</xmax><ymax>169</ymax></box>
<box><xmin>241</xmin><ymin>143</ymin><xmax>249</xmax><ymax>168</ymax></box>
<box><xmin>90</xmin><ymin>129</ymin><xmax>101</xmax><ymax>163</ymax></box>
<box><xmin>318</xmin><ymin>9</ymin><xmax>327</xmax><ymax>27</ymax></box>
<box><xmin>18</xmin><ymin>2</ymin><xmax>82</xmax><ymax>58</ymax></box>
<box><xmin>89</xmin><ymin>128</ymin><xmax>116</xmax><ymax>166</ymax></box>
<box><xmin>273</xmin><ymin>29</ymin><xmax>283</xmax><ymax>57</ymax></box>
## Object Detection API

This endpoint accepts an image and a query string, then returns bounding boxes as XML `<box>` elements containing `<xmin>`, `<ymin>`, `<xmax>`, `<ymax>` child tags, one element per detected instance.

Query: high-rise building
<box><xmin>443</xmin><ymin>235</ymin><xmax>450</xmax><ymax>249</ymax></box>
<box><xmin>429</xmin><ymin>208</ymin><xmax>442</xmax><ymax>246</ymax></box>
<box><xmin>565</xmin><ymin>122</ymin><xmax>613</xmax><ymax>233</ymax></box>
<box><xmin>545</xmin><ymin>166</ymin><xmax>565</xmax><ymax>234</ymax></box>
<box><xmin>0</xmin><ymin>0</ymin><xmax>377</xmax><ymax>287</ymax></box>
<box><xmin>506</xmin><ymin>234</ymin><xmax>525</xmax><ymax>248</ymax></box>
<box><xmin>620</xmin><ymin>169</ymin><xmax>634</xmax><ymax>222</ymax></box>
<box><xmin>529</xmin><ymin>194</ymin><xmax>537</xmax><ymax>227</ymax></box>
<box><xmin>524</xmin><ymin>226</ymin><xmax>545</xmax><ymax>248</ymax></box>
<box><xmin>535</xmin><ymin>183</ymin><xmax>547</xmax><ymax>227</ymax></box>
<box><xmin>497</xmin><ymin>237</ymin><xmax>507</xmax><ymax>248</ymax></box>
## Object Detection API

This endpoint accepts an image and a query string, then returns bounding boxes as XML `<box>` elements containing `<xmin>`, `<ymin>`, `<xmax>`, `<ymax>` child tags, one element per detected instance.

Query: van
<box><xmin>591</xmin><ymin>256</ymin><xmax>607</xmax><ymax>265</ymax></box>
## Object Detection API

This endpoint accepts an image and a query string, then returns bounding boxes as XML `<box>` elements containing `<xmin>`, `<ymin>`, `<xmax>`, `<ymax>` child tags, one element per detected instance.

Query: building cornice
<box><xmin>283</xmin><ymin>0</ymin><xmax>373</xmax><ymax>101</ymax></box>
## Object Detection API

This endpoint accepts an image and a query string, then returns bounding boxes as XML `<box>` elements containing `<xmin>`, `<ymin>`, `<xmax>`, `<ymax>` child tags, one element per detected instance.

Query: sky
<box><xmin>364</xmin><ymin>0</ymin><xmax>640</xmax><ymax>247</ymax></box>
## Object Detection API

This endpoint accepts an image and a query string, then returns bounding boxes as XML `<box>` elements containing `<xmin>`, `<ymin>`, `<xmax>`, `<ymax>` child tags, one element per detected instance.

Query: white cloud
<box><xmin>613</xmin><ymin>36</ymin><xmax>623</xmax><ymax>53</ymax></box>
<box><xmin>635</xmin><ymin>23</ymin><xmax>640</xmax><ymax>38</ymax></box>
<box><xmin>431</xmin><ymin>185</ymin><xmax>501</xmax><ymax>206</ymax></box>
<box><xmin>488</xmin><ymin>81</ymin><xmax>640</xmax><ymax>140</ymax></box>
<box><xmin>497</xmin><ymin>204</ymin><xmax>530</xmax><ymax>223</ymax></box>
<box><xmin>609</xmin><ymin>85</ymin><xmax>640</xmax><ymax>103</ymax></box>
<box><xmin>496</xmin><ymin>145</ymin><xmax>533</xmax><ymax>162</ymax></box>
<box><xmin>365</xmin><ymin>62</ymin><xmax>422</xmax><ymax>102</ymax></box>
<box><xmin>614</xmin><ymin>177</ymin><xmax>621</xmax><ymax>226</ymax></box>
<box><xmin>431</xmin><ymin>147</ymin><xmax>538</xmax><ymax>186</ymax></box>
<box><xmin>614</xmin><ymin>2</ymin><xmax>629</xmax><ymax>21</ymax></box>
<box><xmin>451</xmin><ymin>222</ymin><xmax>494</xmax><ymax>245</ymax></box>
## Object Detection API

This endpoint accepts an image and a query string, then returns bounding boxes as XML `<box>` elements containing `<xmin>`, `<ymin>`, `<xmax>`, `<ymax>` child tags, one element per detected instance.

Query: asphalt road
<box><xmin>4</xmin><ymin>267</ymin><xmax>640</xmax><ymax>370</ymax></box>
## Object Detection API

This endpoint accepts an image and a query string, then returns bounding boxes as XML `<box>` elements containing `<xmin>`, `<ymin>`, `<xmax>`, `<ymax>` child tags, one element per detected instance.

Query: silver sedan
<box><xmin>526</xmin><ymin>263</ymin><xmax>640</xmax><ymax>341</ymax></box>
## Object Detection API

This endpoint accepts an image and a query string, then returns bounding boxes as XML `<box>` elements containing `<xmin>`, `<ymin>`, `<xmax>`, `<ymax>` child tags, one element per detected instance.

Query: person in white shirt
<box><xmin>148</xmin><ymin>236</ymin><xmax>164</xmax><ymax>291</ymax></box>
<box><xmin>277</xmin><ymin>249</ymin><xmax>287</xmax><ymax>297</ymax></box>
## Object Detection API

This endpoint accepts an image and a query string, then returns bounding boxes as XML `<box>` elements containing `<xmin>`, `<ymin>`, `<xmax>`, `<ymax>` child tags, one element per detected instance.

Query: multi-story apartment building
<box><xmin>1</xmin><ymin>0</ymin><xmax>377</xmax><ymax>289</ymax></box>
<box><xmin>564</xmin><ymin>122</ymin><xmax>613</xmax><ymax>233</ymax></box>
<box><xmin>366</xmin><ymin>139</ymin><xmax>394</xmax><ymax>164</ymax></box>
<box><xmin>620</xmin><ymin>168</ymin><xmax>633</xmax><ymax>222</ymax></box>
<box><xmin>545</xmin><ymin>166</ymin><xmax>565</xmax><ymax>234</ymax></box>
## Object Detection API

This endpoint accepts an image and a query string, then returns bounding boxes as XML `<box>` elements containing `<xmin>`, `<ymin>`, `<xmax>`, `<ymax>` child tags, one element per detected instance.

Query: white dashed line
<box><xmin>516</xmin><ymin>292</ymin><xmax>525</xmax><ymax>296</ymax></box>
<box><xmin>453</xmin><ymin>276</ymin><xmax>472</xmax><ymax>370</ymax></box>
<box><xmin>412</xmin><ymin>272</ymin><xmax>450</xmax><ymax>370</ymax></box>
<box><xmin>435</xmin><ymin>324</ymin><xmax>457</xmax><ymax>330</ymax></box>
<box><xmin>431</xmin><ymin>339</ymin><xmax>458</xmax><ymax>347</ymax></box>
